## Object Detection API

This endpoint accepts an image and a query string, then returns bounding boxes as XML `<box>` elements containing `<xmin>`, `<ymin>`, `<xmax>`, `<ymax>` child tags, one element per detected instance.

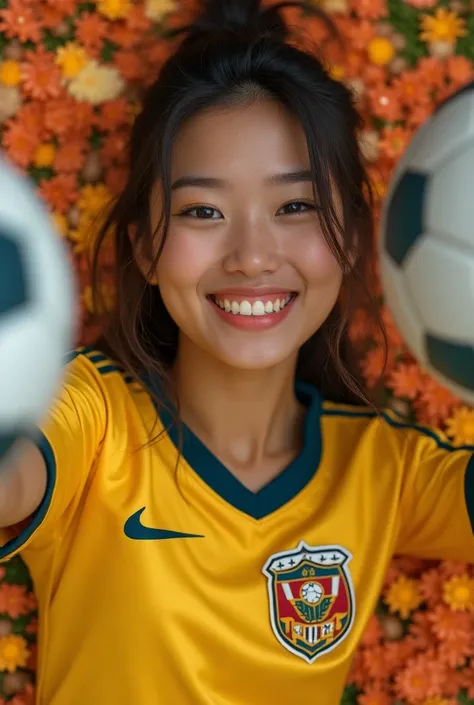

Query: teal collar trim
<box><xmin>148</xmin><ymin>381</ymin><xmax>322</xmax><ymax>520</ymax></box>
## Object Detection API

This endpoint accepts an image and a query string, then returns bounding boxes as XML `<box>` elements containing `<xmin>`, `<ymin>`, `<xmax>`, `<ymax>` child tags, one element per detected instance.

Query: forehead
<box><xmin>171</xmin><ymin>99</ymin><xmax>311</xmax><ymax>180</ymax></box>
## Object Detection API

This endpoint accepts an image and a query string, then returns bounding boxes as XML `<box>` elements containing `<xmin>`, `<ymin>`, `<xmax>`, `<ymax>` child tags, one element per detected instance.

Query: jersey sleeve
<box><xmin>395</xmin><ymin>421</ymin><xmax>474</xmax><ymax>562</ymax></box>
<box><xmin>0</xmin><ymin>350</ymin><xmax>108</xmax><ymax>561</ymax></box>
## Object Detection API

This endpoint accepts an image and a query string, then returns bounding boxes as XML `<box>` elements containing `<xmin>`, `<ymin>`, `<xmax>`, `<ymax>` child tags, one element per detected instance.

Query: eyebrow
<box><xmin>171</xmin><ymin>170</ymin><xmax>313</xmax><ymax>191</ymax></box>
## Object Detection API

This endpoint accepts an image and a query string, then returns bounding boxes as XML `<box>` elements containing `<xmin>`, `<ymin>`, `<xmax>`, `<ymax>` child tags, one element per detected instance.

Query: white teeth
<box><xmin>264</xmin><ymin>301</ymin><xmax>273</xmax><ymax>314</ymax></box>
<box><xmin>213</xmin><ymin>295</ymin><xmax>293</xmax><ymax>316</ymax></box>
<box><xmin>252</xmin><ymin>300</ymin><xmax>265</xmax><ymax>316</ymax></box>
<box><xmin>239</xmin><ymin>300</ymin><xmax>252</xmax><ymax>316</ymax></box>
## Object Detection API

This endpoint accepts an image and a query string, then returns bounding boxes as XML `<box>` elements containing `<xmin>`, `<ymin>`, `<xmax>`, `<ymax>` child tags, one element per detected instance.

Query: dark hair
<box><xmin>92</xmin><ymin>0</ymin><xmax>385</xmax><ymax>406</ymax></box>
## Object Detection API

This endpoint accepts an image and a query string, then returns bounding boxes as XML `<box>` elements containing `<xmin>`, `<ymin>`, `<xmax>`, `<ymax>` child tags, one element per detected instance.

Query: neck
<box><xmin>169</xmin><ymin>336</ymin><xmax>304</xmax><ymax>472</ymax></box>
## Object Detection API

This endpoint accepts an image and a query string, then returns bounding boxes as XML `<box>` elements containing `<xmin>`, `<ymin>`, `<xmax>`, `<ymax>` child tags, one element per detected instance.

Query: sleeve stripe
<box><xmin>465</xmin><ymin>454</ymin><xmax>474</xmax><ymax>535</ymax></box>
<box><xmin>0</xmin><ymin>433</ymin><xmax>56</xmax><ymax>560</ymax></box>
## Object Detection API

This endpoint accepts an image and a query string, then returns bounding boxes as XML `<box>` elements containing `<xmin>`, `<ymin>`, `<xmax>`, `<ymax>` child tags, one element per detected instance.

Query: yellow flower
<box><xmin>445</xmin><ymin>406</ymin><xmax>474</xmax><ymax>445</ymax></box>
<box><xmin>96</xmin><ymin>0</ymin><xmax>132</xmax><ymax>20</ymax></box>
<box><xmin>67</xmin><ymin>60</ymin><xmax>124</xmax><ymax>105</ymax></box>
<box><xmin>367</xmin><ymin>37</ymin><xmax>396</xmax><ymax>66</ymax></box>
<box><xmin>0</xmin><ymin>59</ymin><xmax>22</xmax><ymax>87</ymax></box>
<box><xmin>420</xmin><ymin>8</ymin><xmax>467</xmax><ymax>44</ymax></box>
<box><xmin>33</xmin><ymin>143</ymin><xmax>56</xmax><ymax>168</ymax></box>
<box><xmin>56</xmin><ymin>42</ymin><xmax>89</xmax><ymax>80</ymax></box>
<box><xmin>78</xmin><ymin>184</ymin><xmax>113</xmax><ymax>217</ymax></box>
<box><xmin>144</xmin><ymin>0</ymin><xmax>177</xmax><ymax>21</ymax></box>
<box><xmin>51</xmin><ymin>212</ymin><xmax>69</xmax><ymax>238</ymax></box>
<box><xmin>329</xmin><ymin>63</ymin><xmax>345</xmax><ymax>81</ymax></box>
<box><xmin>443</xmin><ymin>574</ymin><xmax>474</xmax><ymax>611</ymax></box>
<box><xmin>82</xmin><ymin>283</ymin><xmax>115</xmax><ymax>314</ymax></box>
<box><xmin>0</xmin><ymin>634</ymin><xmax>29</xmax><ymax>673</ymax></box>
<box><xmin>385</xmin><ymin>576</ymin><xmax>423</xmax><ymax>619</ymax></box>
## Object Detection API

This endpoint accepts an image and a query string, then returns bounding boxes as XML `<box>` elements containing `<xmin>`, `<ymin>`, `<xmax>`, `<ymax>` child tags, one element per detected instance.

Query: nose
<box><xmin>222</xmin><ymin>218</ymin><xmax>281</xmax><ymax>278</ymax></box>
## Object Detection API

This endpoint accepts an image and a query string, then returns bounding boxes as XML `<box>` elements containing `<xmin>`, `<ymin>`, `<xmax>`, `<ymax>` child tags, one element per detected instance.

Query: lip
<box><xmin>207</xmin><ymin>293</ymin><xmax>298</xmax><ymax>331</ymax></box>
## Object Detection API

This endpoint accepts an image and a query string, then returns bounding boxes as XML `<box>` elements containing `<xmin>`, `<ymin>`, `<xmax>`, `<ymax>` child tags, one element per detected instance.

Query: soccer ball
<box><xmin>0</xmin><ymin>156</ymin><xmax>76</xmax><ymax>462</ymax></box>
<box><xmin>379</xmin><ymin>82</ymin><xmax>474</xmax><ymax>403</ymax></box>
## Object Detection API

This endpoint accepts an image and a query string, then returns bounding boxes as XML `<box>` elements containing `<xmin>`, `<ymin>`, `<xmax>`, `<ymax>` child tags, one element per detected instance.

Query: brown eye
<box><xmin>180</xmin><ymin>206</ymin><xmax>222</xmax><ymax>219</ymax></box>
<box><xmin>278</xmin><ymin>201</ymin><xmax>316</xmax><ymax>215</ymax></box>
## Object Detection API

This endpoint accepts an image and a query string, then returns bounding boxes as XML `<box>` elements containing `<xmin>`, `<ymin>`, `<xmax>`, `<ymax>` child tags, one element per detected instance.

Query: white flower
<box><xmin>67</xmin><ymin>60</ymin><xmax>125</xmax><ymax>106</ymax></box>
<box><xmin>0</xmin><ymin>85</ymin><xmax>21</xmax><ymax>124</ymax></box>
<box><xmin>144</xmin><ymin>0</ymin><xmax>177</xmax><ymax>22</ymax></box>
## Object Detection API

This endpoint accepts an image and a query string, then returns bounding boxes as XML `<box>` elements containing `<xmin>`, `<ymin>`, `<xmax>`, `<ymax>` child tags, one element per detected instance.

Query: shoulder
<box><xmin>60</xmin><ymin>346</ymin><xmax>141</xmax><ymax>408</ymax></box>
<box><xmin>319</xmin><ymin>398</ymin><xmax>457</xmax><ymax>458</ymax></box>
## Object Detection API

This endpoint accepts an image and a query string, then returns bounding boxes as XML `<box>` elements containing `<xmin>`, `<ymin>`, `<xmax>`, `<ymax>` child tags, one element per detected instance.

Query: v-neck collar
<box><xmin>147</xmin><ymin>379</ymin><xmax>322</xmax><ymax>520</ymax></box>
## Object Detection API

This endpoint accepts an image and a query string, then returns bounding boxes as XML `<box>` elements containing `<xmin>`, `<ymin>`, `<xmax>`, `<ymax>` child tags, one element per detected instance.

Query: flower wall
<box><xmin>0</xmin><ymin>0</ymin><xmax>473</xmax><ymax>703</ymax></box>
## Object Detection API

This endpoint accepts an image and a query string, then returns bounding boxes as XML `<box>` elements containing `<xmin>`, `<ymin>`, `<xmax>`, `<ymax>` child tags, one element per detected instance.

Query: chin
<box><xmin>210</xmin><ymin>341</ymin><xmax>298</xmax><ymax>372</ymax></box>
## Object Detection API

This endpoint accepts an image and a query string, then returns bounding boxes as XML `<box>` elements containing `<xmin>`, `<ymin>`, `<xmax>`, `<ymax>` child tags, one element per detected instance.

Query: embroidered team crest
<box><xmin>262</xmin><ymin>541</ymin><xmax>355</xmax><ymax>663</ymax></box>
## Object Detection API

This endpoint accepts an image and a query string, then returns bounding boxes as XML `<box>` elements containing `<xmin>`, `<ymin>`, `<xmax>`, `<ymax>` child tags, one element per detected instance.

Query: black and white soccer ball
<box><xmin>0</xmin><ymin>156</ymin><xmax>76</xmax><ymax>462</ymax></box>
<box><xmin>379</xmin><ymin>82</ymin><xmax>474</xmax><ymax>402</ymax></box>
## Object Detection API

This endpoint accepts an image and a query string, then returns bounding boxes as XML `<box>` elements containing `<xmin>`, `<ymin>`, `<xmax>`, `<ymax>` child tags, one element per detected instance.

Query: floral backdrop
<box><xmin>0</xmin><ymin>0</ymin><xmax>474</xmax><ymax>703</ymax></box>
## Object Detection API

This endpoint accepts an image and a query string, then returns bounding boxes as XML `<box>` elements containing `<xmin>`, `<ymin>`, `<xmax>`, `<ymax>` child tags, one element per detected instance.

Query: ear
<box><xmin>128</xmin><ymin>224</ymin><xmax>159</xmax><ymax>285</ymax></box>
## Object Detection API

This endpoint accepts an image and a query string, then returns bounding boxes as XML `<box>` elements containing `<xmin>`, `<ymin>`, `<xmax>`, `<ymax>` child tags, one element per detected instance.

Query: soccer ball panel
<box><xmin>402</xmin><ymin>87</ymin><xmax>474</xmax><ymax>172</ymax></box>
<box><xmin>404</xmin><ymin>235</ymin><xmax>474</xmax><ymax>341</ymax></box>
<box><xmin>379</xmin><ymin>255</ymin><xmax>426</xmax><ymax>362</ymax></box>
<box><xmin>381</xmin><ymin>170</ymin><xmax>427</xmax><ymax>266</ymax></box>
<box><xmin>0</xmin><ymin>228</ymin><xmax>28</xmax><ymax>316</ymax></box>
<box><xmin>425</xmin><ymin>334</ymin><xmax>474</xmax><ymax>396</ymax></box>
<box><xmin>424</xmin><ymin>143</ymin><xmax>474</xmax><ymax>251</ymax></box>
<box><xmin>0</xmin><ymin>311</ymin><xmax>65</xmax><ymax>426</ymax></box>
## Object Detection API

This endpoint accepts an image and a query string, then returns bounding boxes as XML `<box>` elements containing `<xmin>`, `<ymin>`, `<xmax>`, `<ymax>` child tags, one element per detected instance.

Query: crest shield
<box><xmin>262</xmin><ymin>542</ymin><xmax>355</xmax><ymax>663</ymax></box>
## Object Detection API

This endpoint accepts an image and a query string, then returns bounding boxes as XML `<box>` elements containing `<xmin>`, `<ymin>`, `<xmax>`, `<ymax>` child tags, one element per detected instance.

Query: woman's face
<box><xmin>148</xmin><ymin>99</ymin><xmax>343</xmax><ymax>370</ymax></box>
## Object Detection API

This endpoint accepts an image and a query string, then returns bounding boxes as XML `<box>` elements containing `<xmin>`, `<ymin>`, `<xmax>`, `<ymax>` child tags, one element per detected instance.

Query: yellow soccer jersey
<box><xmin>1</xmin><ymin>347</ymin><xmax>473</xmax><ymax>705</ymax></box>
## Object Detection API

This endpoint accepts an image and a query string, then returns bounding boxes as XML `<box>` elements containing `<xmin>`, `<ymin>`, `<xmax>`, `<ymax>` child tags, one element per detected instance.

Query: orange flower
<box><xmin>39</xmin><ymin>173</ymin><xmax>79</xmax><ymax>214</ymax></box>
<box><xmin>357</xmin><ymin>683</ymin><xmax>391</xmax><ymax>705</ymax></box>
<box><xmin>54</xmin><ymin>141</ymin><xmax>87</xmax><ymax>173</ymax></box>
<box><xmin>113</xmin><ymin>50</ymin><xmax>148</xmax><ymax>82</ymax></box>
<box><xmin>437</xmin><ymin>630</ymin><xmax>473</xmax><ymax>668</ymax></box>
<box><xmin>415</xmin><ymin>56</ymin><xmax>447</xmax><ymax>90</ymax></box>
<box><xmin>2</xmin><ymin>119</ymin><xmax>39</xmax><ymax>168</ymax></box>
<box><xmin>416</xmin><ymin>378</ymin><xmax>460</xmax><ymax>427</ymax></box>
<box><xmin>386</xmin><ymin>362</ymin><xmax>425</xmax><ymax>401</ymax></box>
<box><xmin>14</xmin><ymin>102</ymin><xmax>47</xmax><ymax>140</ymax></box>
<box><xmin>0</xmin><ymin>0</ymin><xmax>41</xmax><ymax>43</ymax></box>
<box><xmin>363</xmin><ymin>642</ymin><xmax>393</xmax><ymax>682</ymax></box>
<box><xmin>0</xmin><ymin>584</ymin><xmax>31</xmax><ymax>619</ymax></box>
<box><xmin>368</xmin><ymin>85</ymin><xmax>403</xmax><ymax>122</ymax></box>
<box><xmin>96</xmin><ymin>98</ymin><xmax>131</xmax><ymax>131</ymax></box>
<box><xmin>360</xmin><ymin>613</ymin><xmax>383</xmax><ymax>647</ymax></box>
<box><xmin>429</xmin><ymin>604</ymin><xmax>473</xmax><ymax>641</ymax></box>
<box><xmin>378</xmin><ymin>125</ymin><xmax>411</xmax><ymax>160</ymax></box>
<box><xmin>21</xmin><ymin>47</ymin><xmax>62</xmax><ymax>100</ymax></box>
<box><xmin>408</xmin><ymin>610</ymin><xmax>435</xmax><ymax>650</ymax></box>
<box><xmin>395</xmin><ymin>651</ymin><xmax>447</xmax><ymax>702</ymax></box>
<box><xmin>43</xmin><ymin>96</ymin><xmax>76</xmax><ymax>136</ymax></box>
<box><xmin>392</xmin><ymin>70</ymin><xmax>433</xmax><ymax>107</ymax></box>
<box><xmin>74</xmin><ymin>12</ymin><xmax>108</xmax><ymax>56</ymax></box>
<box><xmin>109</xmin><ymin>23</ymin><xmax>140</xmax><ymax>50</ymax></box>
<box><xmin>360</xmin><ymin>346</ymin><xmax>390</xmax><ymax>388</ymax></box>
<box><xmin>350</xmin><ymin>0</ymin><xmax>387</xmax><ymax>20</ymax></box>
<box><xmin>419</xmin><ymin>567</ymin><xmax>444</xmax><ymax>607</ymax></box>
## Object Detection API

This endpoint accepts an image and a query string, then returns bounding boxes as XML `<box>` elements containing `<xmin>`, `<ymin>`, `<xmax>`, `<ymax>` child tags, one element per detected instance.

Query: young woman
<box><xmin>0</xmin><ymin>1</ymin><xmax>473</xmax><ymax>704</ymax></box>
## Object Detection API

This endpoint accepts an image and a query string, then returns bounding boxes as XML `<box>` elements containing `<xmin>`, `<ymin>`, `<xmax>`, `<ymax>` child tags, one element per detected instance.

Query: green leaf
<box><xmin>78</xmin><ymin>2</ymin><xmax>96</xmax><ymax>13</ymax></box>
<box><xmin>100</xmin><ymin>39</ymin><xmax>120</xmax><ymax>63</ymax></box>
<box><xmin>0</xmin><ymin>31</ymin><xmax>8</xmax><ymax>58</ymax></box>
<box><xmin>456</xmin><ymin>13</ymin><xmax>474</xmax><ymax>61</ymax></box>
<box><xmin>29</xmin><ymin>167</ymin><xmax>54</xmax><ymax>184</ymax></box>
<box><xmin>41</xmin><ymin>21</ymin><xmax>75</xmax><ymax>52</ymax></box>
<box><xmin>4</xmin><ymin>556</ymin><xmax>33</xmax><ymax>588</ymax></box>
<box><xmin>340</xmin><ymin>684</ymin><xmax>359</xmax><ymax>705</ymax></box>
<box><xmin>89</xmin><ymin>127</ymin><xmax>104</xmax><ymax>151</ymax></box>
<box><xmin>458</xmin><ymin>690</ymin><xmax>474</xmax><ymax>704</ymax></box>
<box><xmin>387</xmin><ymin>0</ymin><xmax>428</xmax><ymax>67</ymax></box>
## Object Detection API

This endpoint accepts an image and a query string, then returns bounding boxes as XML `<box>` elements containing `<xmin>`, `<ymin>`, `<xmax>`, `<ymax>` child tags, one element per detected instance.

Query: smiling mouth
<box><xmin>207</xmin><ymin>293</ymin><xmax>298</xmax><ymax>317</ymax></box>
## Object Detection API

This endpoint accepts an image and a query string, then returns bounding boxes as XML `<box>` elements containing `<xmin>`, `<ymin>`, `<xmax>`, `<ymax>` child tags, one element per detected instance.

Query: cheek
<box><xmin>293</xmin><ymin>232</ymin><xmax>343</xmax><ymax>288</ymax></box>
<box><xmin>156</xmin><ymin>228</ymin><xmax>216</xmax><ymax>291</ymax></box>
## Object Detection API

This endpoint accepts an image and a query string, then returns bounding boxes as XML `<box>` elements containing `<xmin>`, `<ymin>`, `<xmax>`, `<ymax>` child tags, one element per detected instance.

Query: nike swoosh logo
<box><xmin>124</xmin><ymin>507</ymin><xmax>204</xmax><ymax>541</ymax></box>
